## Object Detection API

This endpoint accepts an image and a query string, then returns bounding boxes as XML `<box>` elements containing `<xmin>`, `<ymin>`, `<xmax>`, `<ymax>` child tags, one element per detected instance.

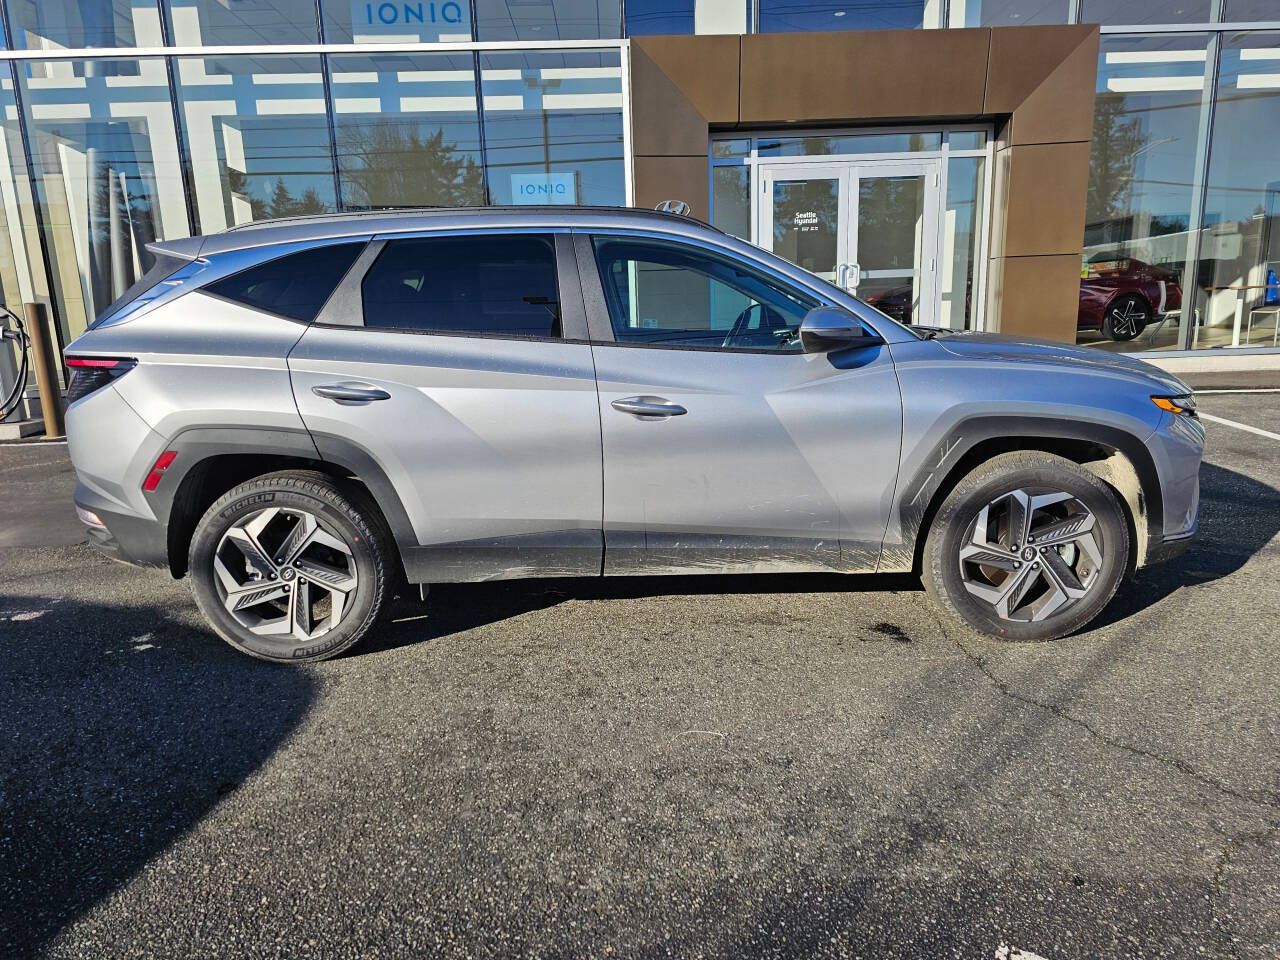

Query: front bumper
<box><xmin>1146</xmin><ymin>525</ymin><xmax>1197</xmax><ymax>566</ymax></box>
<box><xmin>1143</xmin><ymin>410</ymin><xmax>1204</xmax><ymax>558</ymax></box>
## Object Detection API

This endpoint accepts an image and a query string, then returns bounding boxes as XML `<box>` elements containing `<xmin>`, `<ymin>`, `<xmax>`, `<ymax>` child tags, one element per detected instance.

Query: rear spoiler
<box><xmin>144</xmin><ymin>236</ymin><xmax>206</xmax><ymax>262</ymax></box>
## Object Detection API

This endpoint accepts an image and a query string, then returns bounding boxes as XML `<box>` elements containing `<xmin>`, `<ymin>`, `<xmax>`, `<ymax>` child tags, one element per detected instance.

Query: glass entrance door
<box><xmin>759</xmin><ymin>159</ymin><xmax>941</xmax><ymax>326</ymax></box>
<box><xmin>851</xmin><ymin>163</ymin><xmax>939</xmax><ymax>326</ymax></box>
<box><xmin>759</xmin><ymin>164</ymin><xmax>848</xmax><ymax>285</ymax></box>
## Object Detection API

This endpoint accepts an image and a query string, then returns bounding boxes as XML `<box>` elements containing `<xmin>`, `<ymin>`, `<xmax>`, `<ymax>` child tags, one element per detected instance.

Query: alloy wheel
<box><xmin>213</xmin><ymin>507</ymin><xmax>358</xmax><ymax>642</ymax></box>
<box><xmin>1107</xmin><ymin>298</ymin><xmax>1147</xmax><ymax>338</ymax></box>
<box><xmin>958</xmin><ymin>488</ymin><xmax>1103</xmax><ymax>623</ymax></box>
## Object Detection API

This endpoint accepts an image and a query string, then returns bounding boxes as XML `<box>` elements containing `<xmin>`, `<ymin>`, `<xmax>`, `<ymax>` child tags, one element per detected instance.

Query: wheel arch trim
<box><xmin>147</xmin><ymin>426</ymin><xmax>418</xmax><ymax>577</ymax></box>
<box><xmin>885</xmin><ymin>415</ymin><xmax>1164</xmax><ymax>573</ymax></box>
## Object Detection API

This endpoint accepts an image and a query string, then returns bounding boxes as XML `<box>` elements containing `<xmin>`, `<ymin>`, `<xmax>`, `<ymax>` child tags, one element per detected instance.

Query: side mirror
<box><xmin>798</xmin><ymin>306</ymin><xmax>876</xmax><ymax>353</ymax></box>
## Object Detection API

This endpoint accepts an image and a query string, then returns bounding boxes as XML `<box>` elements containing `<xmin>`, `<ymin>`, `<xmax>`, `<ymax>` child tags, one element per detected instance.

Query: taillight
<box><xmin>142</xmin><ymin>450</ymin><xmax>177</xmax><ymax>492</ymax></box>
<box><xmin>65</xmin><ymin>356</ymin><xmax>136</xmax><ymax>404</ymax></box>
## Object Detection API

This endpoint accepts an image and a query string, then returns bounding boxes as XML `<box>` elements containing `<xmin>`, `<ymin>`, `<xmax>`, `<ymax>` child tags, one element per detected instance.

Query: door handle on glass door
<box><xmin>311</xmin><ymin>383</ymin><xmax>391</xmax><ymax>404</ymax></box>
<box><xmin>610</xmin><ymin>396</ymin><xmax>687</xmax><ymax>419</ymax></box>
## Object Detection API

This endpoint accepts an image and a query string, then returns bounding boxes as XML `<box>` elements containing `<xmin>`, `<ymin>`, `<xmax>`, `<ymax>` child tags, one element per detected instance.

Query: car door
<box><xmin>577</xmin><ymin>231</ymin><xmax>902</xmax><ymax>576</ymax></box>
<box><xmin>289</xmin><ymin>231</ymin><xmax>603</xmax><ymax>583</ymax></box>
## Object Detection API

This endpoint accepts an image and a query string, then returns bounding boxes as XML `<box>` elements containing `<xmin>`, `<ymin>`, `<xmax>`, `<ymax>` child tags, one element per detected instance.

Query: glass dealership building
<box><xmin>0</xmin><ymin>0</ymin><xmax>1277</xmax><ymax>392</ymax></box>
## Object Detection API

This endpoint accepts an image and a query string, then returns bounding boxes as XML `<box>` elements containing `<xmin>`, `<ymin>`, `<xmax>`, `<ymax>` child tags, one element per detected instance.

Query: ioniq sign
<box><xmin>511</xmin><ymin>172</ymin><xmax>578</xmax><ymax>205</ymax></box>
<box><xmin>350</xmin><ymin>0</ymin><xmax>468</xmax><ymax>39</ymax></box>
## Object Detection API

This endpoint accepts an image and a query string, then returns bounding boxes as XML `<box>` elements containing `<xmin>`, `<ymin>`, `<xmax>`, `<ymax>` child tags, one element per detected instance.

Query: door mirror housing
<box><xmin>798</xmin><ymin>306</ymin><xmax>877</xmax><ymax>353</ymax></box>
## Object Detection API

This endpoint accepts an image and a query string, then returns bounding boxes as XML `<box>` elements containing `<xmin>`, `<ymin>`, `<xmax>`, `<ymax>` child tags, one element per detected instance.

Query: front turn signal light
<box><xmin>1152</xmin><ymin>395</ymin><xmax>1197</xmax><ymax>416</ymax></box>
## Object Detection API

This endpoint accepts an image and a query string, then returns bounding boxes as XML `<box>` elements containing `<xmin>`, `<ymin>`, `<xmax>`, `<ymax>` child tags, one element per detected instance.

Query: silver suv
<box><xmin>64</xmin><ymin>208</ymin><xmax>1204</xmax><ymax>662</ymax></box>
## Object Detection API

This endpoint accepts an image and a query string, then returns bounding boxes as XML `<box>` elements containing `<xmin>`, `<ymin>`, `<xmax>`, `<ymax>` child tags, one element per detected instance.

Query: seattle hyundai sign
<box><xmin>511</xmin><ymin>172</ymin><xmax>577</xmax><ymax>205</ymax></box>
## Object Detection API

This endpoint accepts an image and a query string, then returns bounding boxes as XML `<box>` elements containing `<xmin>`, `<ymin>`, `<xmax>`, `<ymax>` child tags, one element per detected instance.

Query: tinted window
<box><xmin>204</xmin><ymin>243</ymin><xmax>365</xmax><ymax>322</ymax></box>
<box><xmin>591</xmin><ymin>237</ymin><xmax>817</xmax><ymax>351</ymax></box>
<box><xmin>361</xmin><ymin>235</ymin><xmax>561</xmax><ymax>338</ymax></box>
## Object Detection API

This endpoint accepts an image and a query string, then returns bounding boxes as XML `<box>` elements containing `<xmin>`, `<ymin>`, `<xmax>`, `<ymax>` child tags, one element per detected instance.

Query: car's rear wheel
<box><xmin>189</xmin><ymin>471</ymin><xmax>390</xmax><ymax>663</ymax></box>
<box><xmin>1101</xmin><ymin>293</ymin><xmax>1149</xmax><ymax>341</ymax></box>
<box><xmin>923</xmin><ymin>452</ymin><xmax>1130</xmax><ymax>642</ymax></box>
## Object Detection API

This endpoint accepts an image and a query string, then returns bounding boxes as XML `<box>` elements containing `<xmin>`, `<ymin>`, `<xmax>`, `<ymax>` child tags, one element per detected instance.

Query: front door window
<box><xmin>592</xmin><ymin>235</ymin><xmax>818</xmax><ymax>351</ymax></box>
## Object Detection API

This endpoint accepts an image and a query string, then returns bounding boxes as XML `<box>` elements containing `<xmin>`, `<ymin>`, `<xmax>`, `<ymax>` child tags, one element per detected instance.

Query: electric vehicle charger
<box><xmin>0</xmin><ymin>304</ymin><xmax>30</xmax><ymax>421</ymax></box>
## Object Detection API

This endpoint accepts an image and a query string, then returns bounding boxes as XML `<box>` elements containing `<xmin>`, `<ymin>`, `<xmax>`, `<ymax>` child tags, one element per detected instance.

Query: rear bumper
<box><xmin>75</xmin><ymin>494</ymin><xmax>168</xmax><ymax>569</ymax></box>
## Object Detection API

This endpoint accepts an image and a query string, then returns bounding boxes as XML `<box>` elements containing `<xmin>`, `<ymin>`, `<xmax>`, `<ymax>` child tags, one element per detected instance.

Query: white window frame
<box><xmin>709</xmin><ymin>125</ymin><xmax>996</xmax><ymax>331</ymax></box>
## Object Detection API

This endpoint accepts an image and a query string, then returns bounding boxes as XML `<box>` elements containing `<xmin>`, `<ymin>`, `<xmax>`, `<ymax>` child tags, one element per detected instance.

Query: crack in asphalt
<box><xmin>1208</xmin><ymin>821</ymin><xmax>1280</xmax><ymax>960</ymax></box>
<box><xmin>930</xmin><ymin>609</ymin><xmax>1280</xmax><ymax>954</ymax></box>
<box><xmin>930</xmin><ymin>611</ymin><xmax>1279</xmax><ymax>812</ymax></box>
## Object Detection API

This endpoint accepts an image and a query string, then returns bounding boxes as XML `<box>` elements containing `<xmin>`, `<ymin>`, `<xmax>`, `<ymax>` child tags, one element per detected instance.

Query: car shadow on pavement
<box><xmin>359</xmin><ymin>572</ymin><xmax>923</xmax><ymax>657</ymax></box>
<box><xmin>360</xmin><ymin>461</ymin><xmax>1280</xmax><ymax>656</ymax></box>
<box><xmin>0</xmin><ymin>595</ymin><xmax>316</xmax><ymax>958</ymax></box>
<box><xmin>1089</xmin><ymin>460</ymin><xmax>1280</xmax><ymax>631</ymax></box>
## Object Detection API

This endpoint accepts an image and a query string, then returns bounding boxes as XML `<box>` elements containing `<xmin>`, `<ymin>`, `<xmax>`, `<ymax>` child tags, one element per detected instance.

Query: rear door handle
<box><xmin>311</xmin><ymin>382</ymin><xmax>391</xmax><ymax>405</ymax></box>
<box><xmin>610</xmin><ymin>396</ymin><xmax>687</xmax><ymax>419</ymax></box>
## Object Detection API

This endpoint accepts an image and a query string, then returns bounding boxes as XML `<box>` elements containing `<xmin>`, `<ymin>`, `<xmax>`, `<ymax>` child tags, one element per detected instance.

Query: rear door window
<box><xmin>360</xmin><ymin>234</ymin><xmax>561</xmax><ymax>338</ymax></box>
<box><xmin>203</xmin><ymin>242</ymin><xmax>366</xmax><ymax>322</ymax></box>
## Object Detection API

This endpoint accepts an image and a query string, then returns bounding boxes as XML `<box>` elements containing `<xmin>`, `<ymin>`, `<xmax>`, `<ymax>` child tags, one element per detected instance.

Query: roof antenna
<box><xmin>654</xmin><ymin>200</ymin><xmax>690</xmax><ymax>216</ymax></box>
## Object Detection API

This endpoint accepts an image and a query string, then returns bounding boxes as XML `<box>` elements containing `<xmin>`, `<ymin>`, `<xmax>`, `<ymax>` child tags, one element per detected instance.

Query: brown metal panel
<box><xmin>631</xmin><ymin>36</ymin><xmax>741</xmax><ymax>125</ymax></box>
<box><xmin>986</xmin><ymin>25</ymin><xmax>1099</xmax><ymax>145</ymax></box>
<box><xmin>626</xmin><ymin>26</ymin><xmax>1101</xmax><ymax>343</ymax></box>
<box><xmin>629</xmin><ymin>45</ymin><xmax>718</xmax><ymax>157</ymax></box>
<box><xmin>739</xmin><ymin>29</ymin><xmax>990</xmax><ymax>124</ymax></box>
<box><xmin>633</xmin><ymin>155</ymin><xmax>710</xmax><ymax>218</ymax></box>
<box><xmin>1002</xmin><ymin>142</ymin><xmax>1091</xmax><ymax>257</ymax></box>
<box><xmin>989</xmin><ymin>254</ymin><xmax>1082</xmax><ymax>342</ymax></box>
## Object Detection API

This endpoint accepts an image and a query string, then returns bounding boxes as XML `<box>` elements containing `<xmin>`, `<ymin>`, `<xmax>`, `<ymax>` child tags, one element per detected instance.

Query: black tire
<box><xmin>922</xmin><ymin>452</ymin><xmax>1130</xmax><ymax>642</ymax></box>
<box><xmin>1101</xmin><ymin>293</ymin><xmax>1150</xmax><ymax>341</ymax></box>
<box><xmin>189</xmin><ymin>470</ymin><xmax>391</xmax><ymax>663</ymax></box>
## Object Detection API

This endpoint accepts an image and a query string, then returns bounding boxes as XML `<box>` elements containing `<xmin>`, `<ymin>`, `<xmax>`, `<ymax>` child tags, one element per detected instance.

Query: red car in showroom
<box><xmin>1077</xmin><ymin>256</ymin><xmax>1182</xmax><ymax>342</ymax></box>
<box><xmin>864</xmin><ymin>256</ymin><xmax>1181</xmax><ymax>342</ymax></box>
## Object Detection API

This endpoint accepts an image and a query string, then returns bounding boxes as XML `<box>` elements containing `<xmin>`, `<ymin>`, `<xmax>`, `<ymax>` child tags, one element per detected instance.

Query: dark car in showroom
<box><xmin>1077</xmin><ymin>255</ymin><xmax>1182</xmax><ymax>342</ymax></box>
<box><xmin>865</xmin><ymin>256</ymin><xmax>1181</xmax><ymax>345</ymax></box>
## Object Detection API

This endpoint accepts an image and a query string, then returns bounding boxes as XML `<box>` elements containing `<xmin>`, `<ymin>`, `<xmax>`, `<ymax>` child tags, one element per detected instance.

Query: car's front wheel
<box><xmin>923</xmin><ymin>452</ymin><xmax>1130</xmax><ymax>642</ymax></box>
<box><xmin>189</xmin><ymin>471</ymin><xmax>391</xmax><ymax>663</ymax></box>
<box><xmin>1101</xmin><ymin>293</ymin><xmax>1149</xmax><ymax>341</ymax></box>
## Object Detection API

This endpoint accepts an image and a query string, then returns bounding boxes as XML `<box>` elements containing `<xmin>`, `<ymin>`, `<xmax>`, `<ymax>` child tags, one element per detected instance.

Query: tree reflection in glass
<box><xmin>338</xmin><ymin>124</ymin><xmax>485</xmax><ymax>210</ymax></box>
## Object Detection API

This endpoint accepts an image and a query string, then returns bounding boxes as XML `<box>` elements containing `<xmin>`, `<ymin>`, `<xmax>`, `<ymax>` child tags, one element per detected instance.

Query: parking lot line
<box><xmin>1199</xmin><ymin>411</ymin><xmax>1280</xmax><ymax>441</ymax></box>
<box><xmin>1195</xmin><ymin>388</ymin><xmax>1280</xmax><ymax>394</ymax></box>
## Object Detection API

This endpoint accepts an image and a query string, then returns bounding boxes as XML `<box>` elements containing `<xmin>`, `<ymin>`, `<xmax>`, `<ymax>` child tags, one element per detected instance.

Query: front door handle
<box><xmin>610</xmin><ymin>396</ymin><xmax>687</xmax><ymax>419</ymax></box>
<box><xmin>311</xmin><ymin>382</ymin><xmax>391</xmax><ymax>405</ymax></box>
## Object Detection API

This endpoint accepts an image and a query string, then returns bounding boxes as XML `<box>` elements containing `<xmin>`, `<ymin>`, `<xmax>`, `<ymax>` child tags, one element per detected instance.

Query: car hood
<box><xmin>926</xmin><ymin>330</ymin><xmax>1192</xmax><ymax>395</ymax></box>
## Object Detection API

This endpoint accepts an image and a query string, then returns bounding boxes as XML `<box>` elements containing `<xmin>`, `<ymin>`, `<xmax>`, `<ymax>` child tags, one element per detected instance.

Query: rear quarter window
<box><xmin>203</xmin><ymin>242</ymin><xmax>366</xmax><ymax>322</ymax></box>
<box><xmin>92</xmin><ymin>252</ymin><xmax>186</xmax><ymax>327</ymax></box>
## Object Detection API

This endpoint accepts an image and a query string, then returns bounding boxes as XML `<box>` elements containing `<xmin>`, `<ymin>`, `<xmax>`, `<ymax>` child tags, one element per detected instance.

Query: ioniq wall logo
<box><xmin>350</xmin><ymin>0</ymin><xmax>468</xmax><ymax>39</ymax></box>
<box><xmin>511</xmin><ymin>173</ymin><xmax>578</xmax><ymax>205</ymax></box>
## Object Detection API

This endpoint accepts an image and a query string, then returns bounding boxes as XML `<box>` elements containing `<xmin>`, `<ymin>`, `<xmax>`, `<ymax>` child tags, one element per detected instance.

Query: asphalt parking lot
<box><xmin>2</xmin><ymin>388</ymin><xmax>1279</xmax><ymax>959</ymax></box>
